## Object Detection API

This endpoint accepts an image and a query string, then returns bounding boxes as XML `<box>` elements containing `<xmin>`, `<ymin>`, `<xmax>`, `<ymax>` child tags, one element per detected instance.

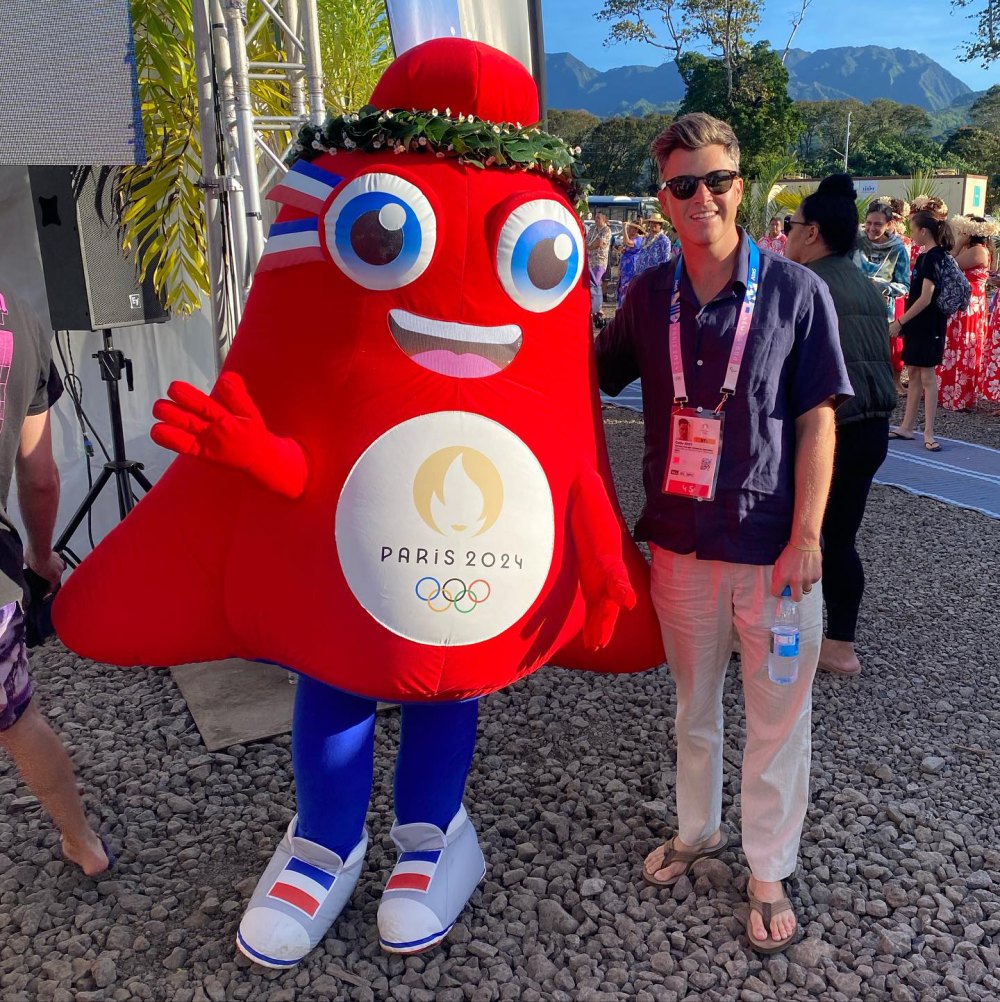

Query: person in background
<box><xmin>982</xmin><ymin>235</ymin><xmax>1000</xmax><ymax>407</ymax></box>
<box><xmin>939</xmin><ymin>215</ymin><xmax>995</xmax><ymax>411</ymax></box>
<box><xmin>889</xmin><ymin>211</ymin><xmax>955</xmax><ymax>451</ymax></box>
<box><xmin>907</xmin><ymin>196</ymin><xmax>948</xmax><ymax>279</ymax></box>
<box><xmin>758</xmin><ymin>216</ymin><xmax>787</xmax><ymax>256</ymax></box>
<box><xmin>852</xmin><ymin>202</ymin><xmax>910</xmax><ymax>323</ymax></box>
<box><xmin>587</xmin><ymin>211</ymin><xmax>612</xmax><ymax>328</ymax></box>
<box><xmin>0</xmin><ymin>287</ymin><xmax>110</xmax><ymax>876</ymax></box>
<box><xmin>785</xmin><ymin>176</ymin><xmax>896</xmax><ymax>679</ymax></box>
<box><xmin>632</xmin><ymin>210</ymin><xmax>673</xmax><ymax>278</ymax></box>
<box><xmin>597</xmin><ymin>113</ymin><xmax>851</xmax><ymax>954</ymax></box>
<box><xmin>883</xmin><ymin>199</ymin><xmax>911</xmax><ymax>388</ymax></box>
<box><xmin>616</xmin><ymin>219</ymin><xmax>645</xmax><ymax>307</ymax></box>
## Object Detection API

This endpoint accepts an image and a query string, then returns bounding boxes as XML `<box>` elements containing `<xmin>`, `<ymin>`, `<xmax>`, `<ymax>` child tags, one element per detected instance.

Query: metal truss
<box><xmin>194</xmin><ymin>0</ymin><xmax>325</xmax><ymax>367</ymax></box>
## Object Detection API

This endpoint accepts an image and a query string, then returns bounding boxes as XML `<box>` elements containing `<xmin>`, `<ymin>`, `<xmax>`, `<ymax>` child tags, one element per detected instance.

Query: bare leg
<box><xmin>922</xmin><ymin>367</ymin><xmax>939</xmax><ymax>444</ymax></box>
<box><xmin>896</xmin><ymin>365</ymin><xmax>924</xmax><ymax>434</ymax></box>
<box><xmin>0</xmin><ymin>702</ymin><xmax>108</xmax><ymax>875</ymax></box>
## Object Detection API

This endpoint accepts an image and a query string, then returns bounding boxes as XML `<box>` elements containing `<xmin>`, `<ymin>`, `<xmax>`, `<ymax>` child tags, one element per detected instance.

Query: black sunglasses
<box><xmin>659</xmin><ymin>170</ymin><xmax>741</xmax><ymax>200</ymax></box>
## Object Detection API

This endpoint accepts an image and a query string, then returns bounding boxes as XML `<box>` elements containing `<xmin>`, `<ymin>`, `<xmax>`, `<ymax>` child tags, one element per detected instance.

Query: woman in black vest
<box><xmin>785</xmin><ymin>175</ymin><xmax>897</xmax><ymax>677</ymax></box>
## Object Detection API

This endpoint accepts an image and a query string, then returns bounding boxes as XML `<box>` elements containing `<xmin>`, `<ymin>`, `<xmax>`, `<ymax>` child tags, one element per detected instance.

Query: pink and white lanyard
<box><xmin>668</xmin><ymin>240</ymin><xmax>761</xmax><ymax>413</ymax></box>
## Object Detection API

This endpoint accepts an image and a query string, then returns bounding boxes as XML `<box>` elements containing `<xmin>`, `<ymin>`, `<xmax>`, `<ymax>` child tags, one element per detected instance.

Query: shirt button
<box><xmin>696</xmin><ymin>359</ymin><xmax>704</xmax><ymax>366</ymax></box>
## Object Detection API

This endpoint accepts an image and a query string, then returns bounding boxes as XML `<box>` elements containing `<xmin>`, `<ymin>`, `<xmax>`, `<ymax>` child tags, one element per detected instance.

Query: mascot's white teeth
<box><xmin>389</xmin><ymin>310</ymin><xmax>521</xmax><ymax>346</ymax></box>
<box><xmin>388</xmin><ymin>309</ymin><xmax>523</xmax><ymax>379</ymax></box>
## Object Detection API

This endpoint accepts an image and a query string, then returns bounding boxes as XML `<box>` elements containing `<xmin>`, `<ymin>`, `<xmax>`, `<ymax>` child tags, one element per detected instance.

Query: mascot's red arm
<box><xmin>569</xmin><ymin>467</ymin><xmax>637</xmax><ymax>650</ymax></box>
<box><xmin>151</xmin><ymin>371</ymin><xmax>309</xmax><ymax>500</ymax></box>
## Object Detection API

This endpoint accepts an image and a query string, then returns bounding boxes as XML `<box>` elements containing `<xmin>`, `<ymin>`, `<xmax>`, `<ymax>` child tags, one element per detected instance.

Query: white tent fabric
<box><xmin>0</xmin><ymin>166</ymin><xmax>218</xmax><ymax>556</ymax></box>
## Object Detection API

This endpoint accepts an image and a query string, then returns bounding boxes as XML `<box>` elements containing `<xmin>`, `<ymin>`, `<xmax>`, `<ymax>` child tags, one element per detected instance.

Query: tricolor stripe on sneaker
<box><xmin>384</xmin><ymin>849</ymin><xmax>442</xmax><ymax>894</ymax></box>
<box><xmin>266</xmin><ymin>856</ymin><xmax>337</xmax><ymax>918</ymax></box>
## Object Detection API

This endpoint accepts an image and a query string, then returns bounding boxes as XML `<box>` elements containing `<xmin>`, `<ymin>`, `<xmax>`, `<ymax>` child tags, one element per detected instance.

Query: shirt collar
<box><xmin>672</xmin><ymin>226</ymin><xmax>751</xmax><ymax>304</ymax></box>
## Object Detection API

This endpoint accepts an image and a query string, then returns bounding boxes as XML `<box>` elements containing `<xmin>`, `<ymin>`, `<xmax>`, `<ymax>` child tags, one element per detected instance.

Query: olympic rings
<box><xmin>414</xmin><ymin>576</ymin><xmax>491</xmax><ymax>613</ymax></box>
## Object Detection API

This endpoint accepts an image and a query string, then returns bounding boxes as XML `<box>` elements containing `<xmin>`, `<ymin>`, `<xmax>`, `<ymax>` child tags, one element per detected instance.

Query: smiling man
<box><xmin>596</xmin><ymin>113</ymin><xmax>852</xmax><ymax>954</ymax></box>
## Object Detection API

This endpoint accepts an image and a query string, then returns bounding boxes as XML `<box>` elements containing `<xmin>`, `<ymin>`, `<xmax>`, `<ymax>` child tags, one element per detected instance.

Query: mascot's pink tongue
<box><xmin>412</xmin><ymin>350</ymin><xmax>502</xmax><ymax>378</ymax></box>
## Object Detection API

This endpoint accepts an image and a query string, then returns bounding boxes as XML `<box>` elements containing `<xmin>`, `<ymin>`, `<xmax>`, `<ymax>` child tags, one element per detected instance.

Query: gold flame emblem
<box><xmin>412</xmin><ymin>446</ymin><xmax>504</xmax><ymax>537</ymax></box>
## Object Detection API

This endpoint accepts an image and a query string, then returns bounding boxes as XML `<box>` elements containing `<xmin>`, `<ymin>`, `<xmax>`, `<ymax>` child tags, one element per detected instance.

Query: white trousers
<box><xmin>649</xmin><ymin>546</ymin><xmax>822</xmax><ymax>881</ymax></box>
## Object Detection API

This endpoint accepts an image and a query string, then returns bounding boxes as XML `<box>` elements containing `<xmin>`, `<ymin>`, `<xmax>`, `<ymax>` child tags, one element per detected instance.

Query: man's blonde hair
<box><xmin>650</xmin><ymin>113</ymin><xmax>741</xmax><ymax>174</ymax></box>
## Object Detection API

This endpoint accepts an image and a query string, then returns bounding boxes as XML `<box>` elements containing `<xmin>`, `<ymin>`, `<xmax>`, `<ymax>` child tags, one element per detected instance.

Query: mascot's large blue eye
<box><xmin>323</xmin><ymin>173</ymin><xmax>436</xmax><ymax>290</ymax></box>
<box><xmin>496</xmin><ymin>199</ymin><xmax>584</xmax><ymax>313</ymax></box>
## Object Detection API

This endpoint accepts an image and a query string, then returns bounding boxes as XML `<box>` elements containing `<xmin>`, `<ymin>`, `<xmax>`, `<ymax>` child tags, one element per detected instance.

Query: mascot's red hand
<box><xmin>570</xmin><ymin>470</ymin><xmax>638</xmax><ymax>650</ymax></box>
<box><xmin>151</xmin><ymin>372</ymin><xmax>308</xmax><ymax>499</ymax></box>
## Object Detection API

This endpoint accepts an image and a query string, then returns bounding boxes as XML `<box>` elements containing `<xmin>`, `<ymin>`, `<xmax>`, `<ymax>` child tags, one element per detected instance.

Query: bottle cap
<box><xmin>781</xmin><ymin>586</ymin><xmax>791</xmax><ymax>597</ymax></box>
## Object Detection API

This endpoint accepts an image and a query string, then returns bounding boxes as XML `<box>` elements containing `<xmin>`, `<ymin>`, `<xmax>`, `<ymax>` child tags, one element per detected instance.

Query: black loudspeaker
<box><xmin>28</xmin><ymin>166</ymin><xmax>168</xmax><ymax>331</ymax></box>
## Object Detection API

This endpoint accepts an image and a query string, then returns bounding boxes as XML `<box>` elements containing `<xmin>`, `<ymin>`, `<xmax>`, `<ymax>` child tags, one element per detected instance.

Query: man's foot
<box><xmin>60</xmin><ymin>832</ymin><xmax>112</xmax><ymax>876</ymax></box>
<box><xmin>747</xmin><ymin>876</ymin><xmax>797</xmax><ymax>950</ymax></box>
<box><xmin>818</xmin><ymin>638</ymin><xmax>861</xmax><ymax>677</ymax></box>
<box><xmin>642</xmin><ymin>828</ymin><xmax>726</xmax><ymax>886</ymax></box>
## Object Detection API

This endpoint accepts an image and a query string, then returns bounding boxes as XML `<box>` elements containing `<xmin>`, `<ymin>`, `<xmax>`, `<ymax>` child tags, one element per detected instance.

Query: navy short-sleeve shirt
<box><xmin>596</xmin><ymin>229</ymin><xmax>853</xmax><ymax>565</ymax></box>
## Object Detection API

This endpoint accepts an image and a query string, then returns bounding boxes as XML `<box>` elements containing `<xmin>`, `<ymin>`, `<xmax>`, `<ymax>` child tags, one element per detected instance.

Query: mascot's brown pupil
<box><xmin>351</xmin><ymin>210</ymin><xmax>404</xmax><ymax>265</ymax></box>
<box><xmin>527</xmin><ymin>238</ymin><xmax>567</xmax><ymax>290</ymax></box>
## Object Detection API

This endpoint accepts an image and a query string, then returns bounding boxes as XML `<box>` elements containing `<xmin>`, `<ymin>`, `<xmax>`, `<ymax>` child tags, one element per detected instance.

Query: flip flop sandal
<box><xmin>924</xmin><ymin>440</ymin><xmax>942</xmax><ymax>452</ymax></box>
<box><xmin>888</xmin><ymin>429</ymin><xmax>914</xmax><ymax>440</ymax></box>
<box><xmin>641</xmin><ymin>827</ymin><xmax>731</xmax><ymax>888</ymax></box>
<box><xmin>746</xmin><ymin>885</ymin><xmax>797</xmax><ymax>954</ymax></box>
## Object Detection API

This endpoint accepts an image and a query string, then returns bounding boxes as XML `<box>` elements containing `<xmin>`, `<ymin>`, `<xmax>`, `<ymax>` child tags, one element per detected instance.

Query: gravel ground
<box><xmin>1</xmin><ymin>408</ymin><xmax>998</xmax><ymax>1002</ymax></box>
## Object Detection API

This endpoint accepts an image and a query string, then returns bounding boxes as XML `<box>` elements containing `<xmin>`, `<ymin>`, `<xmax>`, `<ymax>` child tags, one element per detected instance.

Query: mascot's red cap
<box><xmin>369</xmin><ymin>37</ymin><xmax>540</xmax><ymax>128</ymax></box>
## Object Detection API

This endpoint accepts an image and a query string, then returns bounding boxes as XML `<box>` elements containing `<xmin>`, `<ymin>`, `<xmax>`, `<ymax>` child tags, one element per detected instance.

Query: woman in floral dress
<box><xmin>939</xmin><ymin>215</ymin><xmax>995</xmax><ymax>410</ymax></box>
<box><xmin>979</xmin><ymin>237</ymin><xmax>1000</xmax><ymax>406</ymax></box>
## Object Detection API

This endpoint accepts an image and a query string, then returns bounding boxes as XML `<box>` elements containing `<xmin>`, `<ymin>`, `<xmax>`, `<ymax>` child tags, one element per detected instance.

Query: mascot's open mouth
<box><xmin>388</xmin><ymin>309</ymin><xmax>523</xmax><ymax>379</ymax></box>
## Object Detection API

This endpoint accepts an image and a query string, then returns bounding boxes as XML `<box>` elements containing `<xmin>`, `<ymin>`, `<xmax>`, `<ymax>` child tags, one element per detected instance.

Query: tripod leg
<box><xmin>131</xmin><ymin>467</ymin><xmax>154</xmax><ymax>493</ymax></box>
<box><xmin>54</xmin><ymin>468</ymin><xmax>115</xmax><ymax>555</ymax></box>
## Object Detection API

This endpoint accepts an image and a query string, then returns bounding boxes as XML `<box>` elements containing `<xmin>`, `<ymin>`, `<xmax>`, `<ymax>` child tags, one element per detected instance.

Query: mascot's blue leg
<box><xmin>236</xmin><ymin>677</ymin><xmax>376</xmax><ymax>969</ymax></box>
<box><xmin>378</xmin><ymin>699</ymin><xmax>486</xmax><ymax>954</ymax></box>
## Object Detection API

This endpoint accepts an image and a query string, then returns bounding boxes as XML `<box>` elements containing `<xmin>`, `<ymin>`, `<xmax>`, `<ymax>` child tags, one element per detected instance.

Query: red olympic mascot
<box><xmin>54</xmin><ymin>38</ymin><xmax>663</xmax><ymax>966</ymax></box>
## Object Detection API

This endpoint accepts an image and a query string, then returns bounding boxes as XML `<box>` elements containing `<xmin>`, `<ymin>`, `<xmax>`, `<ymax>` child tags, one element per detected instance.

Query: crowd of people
<box><xmin>751</xmin><ymin>193</ymin><xmax>1000</xmax><ymax>439</ymax></box>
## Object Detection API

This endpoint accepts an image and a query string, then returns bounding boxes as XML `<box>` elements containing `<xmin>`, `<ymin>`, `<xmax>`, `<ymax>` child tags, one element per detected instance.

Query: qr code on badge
<box><xmin>700</xmin><ymin>457</ymin><xmax>711</xmax><ymax>471</ymax></box>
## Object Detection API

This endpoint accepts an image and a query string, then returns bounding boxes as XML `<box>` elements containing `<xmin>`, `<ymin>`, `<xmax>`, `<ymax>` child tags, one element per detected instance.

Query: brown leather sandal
<box><xmin>746</xmin><ymin>883</ymin><xmax>797</xmax><ymax>953</ymax></box>
<box><xmin>641</xmin><ymin>828</ymin><xmax>731</xmax><ymax>888</ymax></box>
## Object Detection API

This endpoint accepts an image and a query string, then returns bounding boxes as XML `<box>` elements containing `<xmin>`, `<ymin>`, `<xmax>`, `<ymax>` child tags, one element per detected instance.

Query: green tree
<box><xmin>951</xmin><ymin>1</ymin><xmax>1000</xmax><ymax>65</ymax></box>
<box><xmin>596</xmin><ymin>0</ymin><xmax>762</xmax><ymax>101</ymax></box>
<box><xmin>678</xmin><ymin>43</ymin><xmax>802</xmax><ymax>177</ymax></box>
<box><xmin>547</xmin><ymin>109</ymin><xmax>601</xmax><ymax>148</ymax></box>
<box><xmin>581</xmin><ymin>113</ymin><xmax>673</xmax><ymax>194</ymax></box>
<box><xmin>847</xmin><ymin>135</ymin><xmax>949</xmax><ymax>176</ymax></box>
<box><xmin>969</xmin><ymin>84</ymin><xmax>1000</xmax><ymax>134</ymax></box>
<box><xmin>117</xmin><ymin>0</ymin><xmax>391</xmax><ymax>315</ymax></box>
<box><xmin>942</xmin><ymin>127</ymin><xmax>1000</xmax><ymax>211</ymax></box>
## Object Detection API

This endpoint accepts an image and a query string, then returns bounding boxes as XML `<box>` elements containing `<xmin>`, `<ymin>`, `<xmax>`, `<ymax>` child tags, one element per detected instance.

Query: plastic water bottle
<box><xmin>768</xmin><ymin>586</ymin><xmax>800</xmax><ymax>685</ymax></box>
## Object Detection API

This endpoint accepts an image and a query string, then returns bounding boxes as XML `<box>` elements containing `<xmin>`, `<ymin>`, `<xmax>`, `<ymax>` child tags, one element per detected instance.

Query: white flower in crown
<box><xmin>431</xmin><ymin>108</ymin><xmax>439</xmax><ymax>117</ymax></box>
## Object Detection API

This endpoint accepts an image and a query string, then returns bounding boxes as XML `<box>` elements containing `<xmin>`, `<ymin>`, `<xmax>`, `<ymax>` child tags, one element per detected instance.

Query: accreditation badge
<box><xmin>662</xmin><ymin>408</ymin><xmax>724</xmax><ymax>501</ymax></box>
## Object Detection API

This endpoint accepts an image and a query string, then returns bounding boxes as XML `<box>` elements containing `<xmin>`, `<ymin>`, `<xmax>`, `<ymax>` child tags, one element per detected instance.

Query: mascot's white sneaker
<box><xmin>377</xmin><ymin>805</ymin><xmax>486</xmax><ymax>954</ymax></box>
<box><xmin>236</xmin><ymin>816</ymin><xmax>367</xmax><ymax>968</ymax></box>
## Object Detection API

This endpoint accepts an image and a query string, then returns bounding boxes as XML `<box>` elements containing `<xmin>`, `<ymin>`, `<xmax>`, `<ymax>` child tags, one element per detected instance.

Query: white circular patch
<box><xmin>336</xmin><ymin>412</ymin><xmax>555</xmax><ymax>646</ymax></box>
<box><xmin>378</xmin><ymin>202</ymin><xmax>407</xmax><ymax>231</ymax></box>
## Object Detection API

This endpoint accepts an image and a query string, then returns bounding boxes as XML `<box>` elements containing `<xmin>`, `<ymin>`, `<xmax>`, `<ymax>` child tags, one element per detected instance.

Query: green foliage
<box><xmin>679</xmin><ymin>43</ymin><xmax>802</xmax><ymax>177</ymax></box>
<box><xmin>901</xmin><ymin>171</ymin><xmax>941</xmax><ymax>205</ymax></box>
<box><xmin>970</xmin><ymin>85</ymin><xmax>1000</xmax><ymax>133</ymax></box>
<box><xmin>738</xmin><ymin>156</ymin><xmax>797</xmax><ymax>236</ymax></box>
<box><xmin>596</xmin><ymin>0</ymin><xmax>762</xmax><ymax>84</ymax></box>
<box><xmin>547</xmin><ymin>109</ymin><xmax>602</xmax><ymax>148</ymax></box>
<box><xmin>951</xmin><ymin>1</ymin><xmax>1000</xmax><ymax>65</ymax></box>
<box><xmin>579</xmin><ymin>113</ymin><xmax>673</xmax><ymax>195</ymax></box>
<box><xmin>118</xmin><ymin>0</ymin><xmax>391</xmax><ymax>316</ymax></box>
<box><xmin>943</xmin><ymin>127</ymin><xmax>1000</xmax><ymax>212</ymax></box>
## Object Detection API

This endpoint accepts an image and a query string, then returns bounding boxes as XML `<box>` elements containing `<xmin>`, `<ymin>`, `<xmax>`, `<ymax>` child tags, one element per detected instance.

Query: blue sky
<box><xmin>540</xmin><ymin>0</ymin><xmax>996</xmax><ymax>91</ymax></box>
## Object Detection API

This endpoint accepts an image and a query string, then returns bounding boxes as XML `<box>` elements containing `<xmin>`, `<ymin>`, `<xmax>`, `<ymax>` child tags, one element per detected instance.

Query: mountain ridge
<box><xmin>546</xmin><ymin>45</ymin><xmax>974</xmax><ymax>117</ymax></box>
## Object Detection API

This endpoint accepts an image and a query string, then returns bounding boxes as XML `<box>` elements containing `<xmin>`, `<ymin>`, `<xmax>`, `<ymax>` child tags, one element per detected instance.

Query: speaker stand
<box><xmin>56</xmin><ymin>329</ymin><xmax>154</xmax><ymax>567</ymax></box>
